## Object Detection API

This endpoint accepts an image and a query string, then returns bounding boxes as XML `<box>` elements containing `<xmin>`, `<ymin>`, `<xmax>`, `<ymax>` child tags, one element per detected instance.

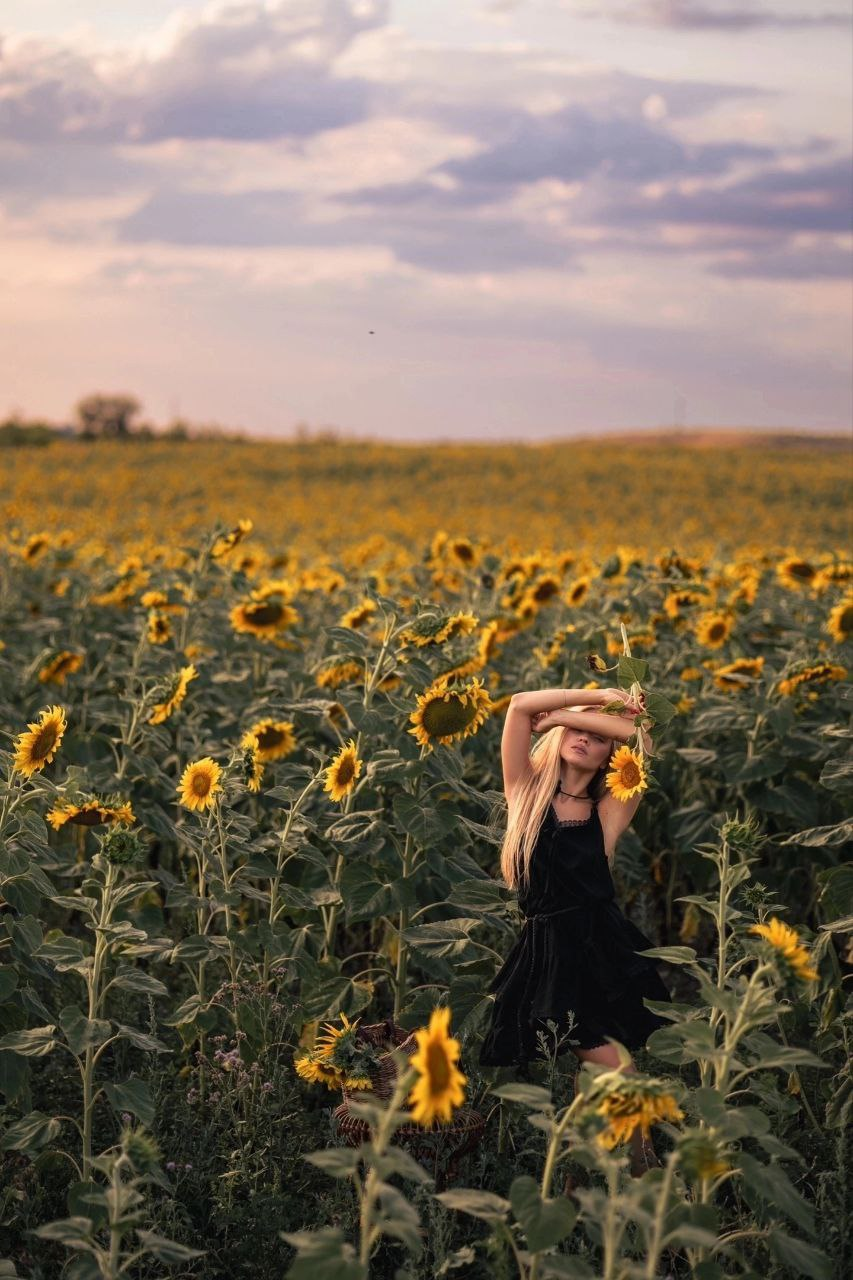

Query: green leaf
<box><xmin>134</xmin><ymin>1231</ymin><xmax>206</xmax><ymax>1263</ymax></box>
<box><xmin>490</xmin><ymin>1083</ymin><xmax>554</xmax><ymax>1109</ymax></box>
<box><xmin>278</xmin><ymin>1226</ymin><xmax>366</xmax><ymax>1280</ymax></box>
<box><xmin>0</xmin><ymin>1026</ymin><xmax>56</xmax><ymax>1057</ymax></box>
<box><xmin>738</xmin><ymin>1152</ymin><xmax>815</xmax><ymax>1236</ymax></box>
<box><xmin>818</xmin><ymin>756</ymin><xmax>853</xmax><ymax>793</ymax></box>
<box><xmin>103</xmin><ymin>1077</ymin><xmax>155</xmax><ymax>1127</ymax></box>
<box><xmin>634</xmin><ymin>945</ymin><xmax>698</xmax><ymax>965</ymax></box>
<box><xmin>112</xmin><ymin>1024</ymin><xmax>172</xmax><ymax>1054</ymax></box>
<box><xmin>0</xmin><ymin>967</ymin><xmax>19</xmax><ymax>1002</ymax></box>
<box><xmin>303</xmin><ymin>1148</ymin><xmax>363</xmax><ymax>1178</ymax></box>
<box><xmin>781</xmin><ymin>818</ymin><xmax>853</xmax><ymax>848</ymax></box>
<box><xmin>433</xmin><ymin>1188</ymin><xmax>510</xmax><ymax>1222</ymax></box>
<box><xmin>111</xmin><ymin>965</ymin><xmax>169</xmax><ymax>997</ymax></box>
<box><xmin>401</xmin><ymin>918</ymin><xmax>482</xmax><ymax>960</ymax></box>
<box><xmin>0</xmin><ymin>1110</ymin><xmax>63</xmax><ymax>1154</ymax></box>
<box><xmin>58</xmin><ymin>1007</ymin><xmax>112</xmax><ymax>1057</ymax></box>
<box><xmin>767</xmin><ymin>1231</ymin><xmax>832</xmax><ymax>1280</ymax></box>
<box><xmin>818</xmin><ymin>914</ymin><xmax>853</xmax><ymax>934</ymax></box>
<box><xmin>509</xmin><ymin>1175</ymin><xmax>577</xmax><ymax>1251</ymax></box>
<box><xmin>33</xmin><ymin>1217</ymin><xmax>93</xmax><ymax>1246</ymax></box>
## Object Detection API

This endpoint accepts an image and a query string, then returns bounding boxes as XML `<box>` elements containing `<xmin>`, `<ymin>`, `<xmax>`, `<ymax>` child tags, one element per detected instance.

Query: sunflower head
<box><xmin>408</xmin><ymin>675</ymin><xmax>492</xmax><ymax>751</ymax></box>
<box><xmin>324</xmin><ymin>740</ymin><xmax>363</xmax><ymax>802</ymax></box>
<box><xmin>605</xmin><ymin>744</ymin><xmax>648</xmax><ymax>801</ymax></box>
<box><xmin>406</xmin><ymin>1005</ymin><xmax>467</xmax><ymax>1128</ymax></box>
<box><xmin>12</xmin><ymin>705</ymin><xmax>67</xmax><ymax>778</ymax></box>
<box><xmin>748</xmin><ymin>916</ymin><xmax>819</xmax><ymax>986</ymax></box>
<box><xmin>176</xmin><ymin>758</ymin><xmax>223</xmax><ymax>812</ymax></box>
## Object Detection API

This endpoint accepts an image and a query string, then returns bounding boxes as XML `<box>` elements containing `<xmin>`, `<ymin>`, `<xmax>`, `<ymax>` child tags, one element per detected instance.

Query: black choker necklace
<box><xmin>556</xmin><ymin>783</ymin><xmax>592</xmax><ymax>801</ymax></box>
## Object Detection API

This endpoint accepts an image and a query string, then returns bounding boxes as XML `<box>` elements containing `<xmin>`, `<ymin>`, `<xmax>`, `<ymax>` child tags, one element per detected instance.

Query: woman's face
<box><xmin>561</xmin><ymin>720</ymin><xmax>612</xmax><ymax>771</ymax></box>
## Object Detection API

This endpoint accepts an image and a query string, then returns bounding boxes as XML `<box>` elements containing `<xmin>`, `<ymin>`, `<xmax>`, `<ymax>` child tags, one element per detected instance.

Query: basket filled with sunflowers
<box><xmin>294</xmin><ymin>1009</ymin><xmax>484</xmax><ymax>1188</ymax></box>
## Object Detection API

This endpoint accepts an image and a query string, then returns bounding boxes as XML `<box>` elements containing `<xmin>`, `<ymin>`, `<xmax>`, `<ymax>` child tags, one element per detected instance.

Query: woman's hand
<box><xmin>531</xmin><ymin>710</ymin><xmax>559</xmax><ymax>733</ymax></box>
<box><xmin>600</xmin><ymin>687</ymin><xmax>644</xmax><ymax>716</ymax></box>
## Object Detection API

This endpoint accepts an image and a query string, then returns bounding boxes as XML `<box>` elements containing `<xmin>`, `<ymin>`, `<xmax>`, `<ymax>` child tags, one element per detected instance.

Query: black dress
<box><xmin>478</xmin><ymin>784</ymin><xmax>673</xmax><ymax>1067</ymax></box>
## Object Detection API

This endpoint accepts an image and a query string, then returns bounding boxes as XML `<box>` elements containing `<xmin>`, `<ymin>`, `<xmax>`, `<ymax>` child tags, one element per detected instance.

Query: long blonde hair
<box><xmin>494</xmin><ymin>706</ymin><xmax>617</xmax><ymax>893</ymax></box>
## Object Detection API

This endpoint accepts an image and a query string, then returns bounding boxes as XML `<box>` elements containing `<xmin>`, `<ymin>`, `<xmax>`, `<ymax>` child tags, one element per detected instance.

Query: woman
<box><xmin>478</xmin><ymin>684</ymin><xmax>673</xmax><ymax>1175</ymax></box>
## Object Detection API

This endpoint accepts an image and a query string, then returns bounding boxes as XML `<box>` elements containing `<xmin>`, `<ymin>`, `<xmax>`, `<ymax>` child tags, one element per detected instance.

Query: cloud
<box><xmin>0</xmin><ymin>0</ymin><xmax>389</xmax><ymax>145</ymax></box>
<box><xmin>600</xmin><ymin>155</ymin><xmax>853</xmax><ymax>236</ymax></box>
<box><xmin>574</xmin><ymin>1</ymin><xmax>853</xmax><ymax>30</ymax></box>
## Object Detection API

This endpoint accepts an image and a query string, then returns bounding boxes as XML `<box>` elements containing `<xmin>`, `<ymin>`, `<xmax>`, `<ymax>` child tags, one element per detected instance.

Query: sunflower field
<box><xmin>1</xmin><ymin>434</ymin><xmax>851</xmax><ymax>1280</ymax></box>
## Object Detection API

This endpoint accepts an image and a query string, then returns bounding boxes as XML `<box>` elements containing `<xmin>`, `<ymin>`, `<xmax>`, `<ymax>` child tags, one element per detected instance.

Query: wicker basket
<box><xmin>331</xmin><ymin>1020</ymin><xmax>485</xmax><ymax>1191</ymax></box>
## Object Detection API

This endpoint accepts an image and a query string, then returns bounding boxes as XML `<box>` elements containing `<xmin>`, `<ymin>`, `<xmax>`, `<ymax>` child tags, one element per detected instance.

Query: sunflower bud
<box><xmin>98</xmin><ymin>826</ymin><xmax>145</xmax><ymax>866</ymax></box>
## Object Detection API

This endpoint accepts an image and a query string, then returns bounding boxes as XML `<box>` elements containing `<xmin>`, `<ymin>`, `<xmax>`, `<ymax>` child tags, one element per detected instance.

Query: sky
<box><xmin>1</xmin><ymin>0</ymin><xmax>851</xmax><ymax>442</ymax></box>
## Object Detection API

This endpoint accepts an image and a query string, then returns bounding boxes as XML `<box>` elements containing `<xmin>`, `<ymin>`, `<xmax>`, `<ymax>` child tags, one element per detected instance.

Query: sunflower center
<box><xmin>247</xmin><ymin>602</ymin><xmax>284</xmax><ymax>626</ymax></box>
<box><xmin>192</xmin><ymin>772</ymin><xmax>212</xmax><ymax>797</ymax></box>
<box><xmin>425</xmin><ymin>1041</ymin><xmax>451</xmax><ymax>1092</ymax></box>
<box><xmin>708</xmin><ymin>622</ymin><xmax>726</xmax><ymax>641</ymax></box>
<box><xmin>620</xmin><ymin>761</ymin><xmax>641</xmax><ymax>787</ymax></box>
<box><xmin>336</xmin><ymin>757</ymin><xmax>355</xmax><ymax>785</ymax></box>
<box><xmin>422</xmin><ymin>694</ymin><xmax>478</xmax><ymax>736</ymax></box>
<box><xmin>257</xmin><ymin>727</ymin><xmax>285</xmax><ymax>749</ymax></box>
<box><xmin>32</xmin><ymin>725</ymin><xmax>59</xmax><ymax>762</ymax></box>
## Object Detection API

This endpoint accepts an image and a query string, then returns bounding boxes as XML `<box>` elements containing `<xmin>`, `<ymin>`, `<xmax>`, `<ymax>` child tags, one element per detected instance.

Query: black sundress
<box><xmin>478</xmin><ymin>784</ymin><xmax>673</xmax><ymax>1067</ymax></box>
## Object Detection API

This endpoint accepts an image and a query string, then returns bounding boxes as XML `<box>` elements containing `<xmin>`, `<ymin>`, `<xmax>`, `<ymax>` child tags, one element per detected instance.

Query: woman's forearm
<box><xmin>552</xmin><ymin>708</ymin><xmax>638</xmax><ymax>743</ymax></box>
<box><xmin>510</xmin><ymin>687</ymin><xmax>605</xmax><ymax>715</ymax></box>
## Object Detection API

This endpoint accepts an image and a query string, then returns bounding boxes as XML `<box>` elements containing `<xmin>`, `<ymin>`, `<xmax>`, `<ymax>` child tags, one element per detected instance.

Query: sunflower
<box><xmin>711</xmin><ymin>656</ymin><xmax>765</xmax><ymax>692</ymax></box>
<box><xmin>229</xmin><ymin>592</ymin><xmax>298</xmax><ymax>640</ymax></box>
<box><xmin>147</xmin><ymin>610</ymin><xmax>172</xmax><ymax>644</ymax></box>
<box><xmin>240</xmin><ymin>719</ymin><xmax>296</xmax><ymax>762</ymax></box>
<box><xmin>176</xmin><ymin>758</ymin><xmax>223</xmax><ymax>812</ymax></box>
<box><xmin>407</xmin><ymin>1006</ymin><xmax>467</xmax><ymax>1127</ymax></box>
<box><xmin>46</xmin><ymin>795</ymin><xmax>135</xmax><ymax>831</ymax></box>
<box><xmin>12</xmin><ymin>705</ymin><xmax>67</xmax><ymax>778</ymax></box>
<box><xmin>324</xmin><ymin>739</ymin><xmax>363</xmax><ymax>802</ymax></box>
<box><xmin>240</xmin><ymin>734</ymin><xmax>265</xmax><ymax>793</ymax></box>
<box><xmin>38</xmin><ymin>651</ymin><xmax>84</xmax><ymax>685</ymax></box>
<box><xmin>314</xmin><ymin>1010</ymin><xmax>361</xmax><ymax>1059</ymax></box>
<box><xmin>315</xmin><ymin>659</ymin><xmax>363</xmax><ymax>689</ymax></box>
<box><xmin>606</xmin><ymin>744</ymin><xmax>648</xmax><ymax>801</ymax></box>
<box><xmin>565</xmin><ymin>576</ymin><xmax>591</xmax><ymax>607</ymax></box>
<box><xmin>400</xmin><ymin>610</ymin><xmax>479</xmax><ymax>648</ymax></box>
<box><xmin>674</xmin><ymin>1132</ymin><xmax>730</xmax><ymax>1182</ymax></box>
<box><xmin>293</xmin><ymin>1049</ymin><xmax>344</xmax><ymax>1089</ymax></box>
<box><xmin>408</xmin><ymin>675</ymin><xmax>492</xmax><ymax>750</ymax></box>
<box><xmin>148</xmin><ymin>664</ymin><xmax>198</xmax><ymax>724</ymax></box>
<box><xmin>776</xmin><ymin>661</ymin><xmax>847</xmax><ymax>698</ymax></box>
<box><xmin>694</xmin><ymin>610</ymin><xmax>734</xmax><ymax>649</ymax></box>
<box><xmin>662</xmin><ymin>589</ymin><xmax>707</xmax><ymax>620</ymax></box>
<box><xmin>592</xmin><ymin>1078</ymin><xmax>684</xmax><ymax>1150</ymax></box>
<box><xmin>211</xmin><ymin>518</ymin><xmax>253</xmax><ymax>559</ymax></box>
<box><xmin>340</xmin><ymin>598</ymin><xmax>378</xmax><ymax>629</ymax></box>
<box><xmin>827</xmin><ymin>594</ymin><xmax>853</xmax><ymax>644</ymax></box>
<box><xmin>748</xmin><ymin>916</ymin><xmax>819</xmax><ymax>984</ymax></box>
<box><xmin>776</xmin><ymin>556</ymin><xmax>818</xmax><ymax>591</ymax></box>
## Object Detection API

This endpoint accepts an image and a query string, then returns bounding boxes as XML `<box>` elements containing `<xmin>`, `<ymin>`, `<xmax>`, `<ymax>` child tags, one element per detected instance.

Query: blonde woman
<box><xmin>478</xmin><ymin>685</ymin><xmax>672</xmax><ymax>1173</ymax></box>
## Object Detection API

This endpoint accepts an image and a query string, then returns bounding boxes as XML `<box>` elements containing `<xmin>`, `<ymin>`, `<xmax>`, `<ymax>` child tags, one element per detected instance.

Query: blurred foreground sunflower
<box><xmin>407</xmin><ymin>1006</ymin><xmax>467</xmax><ymax>1127</ymax></box>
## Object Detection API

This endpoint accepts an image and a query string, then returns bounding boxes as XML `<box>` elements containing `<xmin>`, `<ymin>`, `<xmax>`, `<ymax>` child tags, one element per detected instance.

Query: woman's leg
<box><xmin>572</xmin><ymin>1043</ymin><xmax>659</xmax><ymax>1175</ymax></box>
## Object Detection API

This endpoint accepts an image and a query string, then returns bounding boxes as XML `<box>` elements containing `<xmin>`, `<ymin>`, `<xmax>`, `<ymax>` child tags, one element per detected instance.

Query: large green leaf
<box><xmin>103</xmin><ymin>1076</ymin><xmax>155</xmax><ymax>1127</ymax></box>
<box><xmin>58</xmin><ymin>1007</ymin><xmax>112</xmax><ymax>1057</ymax></box>
<box><xmin>0</xmin><ymin>1026</ymin><xmax>56</xmax><ymax>1057</ymax></box>
<box><xmin>509</xmin><ymin>1175</ymin><xmax>577</xmax><ymax>1252</ymax></box>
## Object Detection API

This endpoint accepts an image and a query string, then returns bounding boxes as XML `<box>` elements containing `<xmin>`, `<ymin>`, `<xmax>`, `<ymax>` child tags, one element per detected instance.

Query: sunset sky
<box><xmin>1</xmin><ymin>0</ymin><xmax>851</xmax><ymax>440</ymax></box>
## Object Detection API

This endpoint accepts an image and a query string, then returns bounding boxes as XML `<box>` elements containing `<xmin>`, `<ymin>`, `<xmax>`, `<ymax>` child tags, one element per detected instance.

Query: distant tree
<box><xmin>74</xmin><ymin>393</ymin><xmax>142</xmax><ymax>439</ymax></box>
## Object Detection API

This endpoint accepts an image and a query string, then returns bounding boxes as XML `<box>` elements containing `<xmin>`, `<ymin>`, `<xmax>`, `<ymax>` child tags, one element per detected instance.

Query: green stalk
<box><xmin>81</xmin><ymin>861</ymin><xmax>118</xmax><ymax>1181</ymax></box>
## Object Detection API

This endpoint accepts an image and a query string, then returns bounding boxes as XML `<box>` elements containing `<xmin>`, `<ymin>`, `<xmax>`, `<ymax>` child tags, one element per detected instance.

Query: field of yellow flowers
<box><xmin>0</xmin><ymin>435</ymin><xmax>851</xmax><ymax>1279</ymax></box>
